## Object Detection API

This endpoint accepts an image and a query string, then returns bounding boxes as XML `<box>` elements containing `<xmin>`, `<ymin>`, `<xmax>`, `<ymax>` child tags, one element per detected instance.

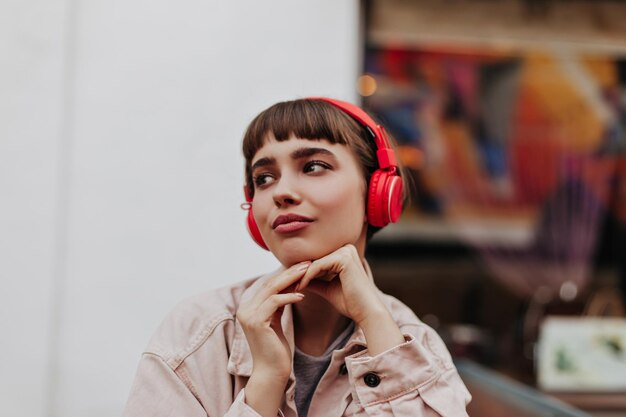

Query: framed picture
<box><xmin>363</xmin><ymin>44</ymin><xmax>621</xmax><ymax>245</ymax></box>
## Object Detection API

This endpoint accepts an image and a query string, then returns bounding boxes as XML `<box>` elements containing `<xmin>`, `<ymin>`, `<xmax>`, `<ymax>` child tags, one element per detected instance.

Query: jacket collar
<box><xmin>226</xmin><ymin>260</ymin><xmax>388</xmax><ymax>378</ymax></box>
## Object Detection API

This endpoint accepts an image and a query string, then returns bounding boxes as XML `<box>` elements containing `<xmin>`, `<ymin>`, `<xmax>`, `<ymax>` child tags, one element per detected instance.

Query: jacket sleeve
<box><xmin>122</xmin><ymin>353</ymin><xmax>268</xmax><ymax>417</ymax></box>
<box><xmin>344</xmin><ymin>329</ymin><xmax>471</xmax><ymax>416</ymax></box>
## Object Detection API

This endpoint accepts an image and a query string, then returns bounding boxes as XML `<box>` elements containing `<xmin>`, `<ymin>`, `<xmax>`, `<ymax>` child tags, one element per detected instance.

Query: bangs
<box><xmin>242</xmin><ymin>99</ymin><xmax>362</xmax><ymax>163</ymax></box>
<box><xmin>242</xmin><ymin>99</ymin><xmax>378</xmax><ymax>201</ymax></box>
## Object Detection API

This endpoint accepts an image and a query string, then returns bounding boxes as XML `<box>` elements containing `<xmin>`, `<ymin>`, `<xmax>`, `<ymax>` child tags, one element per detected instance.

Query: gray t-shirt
<box><xmin>293</xmin><ymin>321</ymin><xmax>355</xmax><ymax>417</ymax></box>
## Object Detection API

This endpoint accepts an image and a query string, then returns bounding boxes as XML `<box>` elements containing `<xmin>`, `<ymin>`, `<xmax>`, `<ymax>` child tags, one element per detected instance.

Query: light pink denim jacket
<box><xmin>124</xmin><ymin>270</ymin><xmax>471</xmax><ymax>417</ymax></box>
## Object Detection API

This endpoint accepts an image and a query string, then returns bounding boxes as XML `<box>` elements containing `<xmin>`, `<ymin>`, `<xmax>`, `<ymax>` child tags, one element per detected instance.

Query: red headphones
<box><xmin>243</xmin><ymin>97</ymin><xmax>403</xmax><ymax>250</ymax></box>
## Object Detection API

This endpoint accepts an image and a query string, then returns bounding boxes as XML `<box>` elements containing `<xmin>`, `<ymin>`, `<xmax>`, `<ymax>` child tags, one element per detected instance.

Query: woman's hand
<box><xmin>295</xmin><ymin>244</ymin><xmax>382</xmax><ymax>325</ymax></box>
<box><xmin>236</xmin><ymin>262</ymin><xmax>310</xmax><ymax>417</ymax></box>
<box><xmin>295</xmin><ymin>244</ymin><xmax>405</xmax><ymax>355</ymax></box>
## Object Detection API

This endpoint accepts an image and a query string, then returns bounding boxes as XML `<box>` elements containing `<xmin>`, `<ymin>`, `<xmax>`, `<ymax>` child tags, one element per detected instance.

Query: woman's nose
<box><xmin>272</xmin><ymin>178</ymin><xmax>301</xmax><ymax>207</ymax></box>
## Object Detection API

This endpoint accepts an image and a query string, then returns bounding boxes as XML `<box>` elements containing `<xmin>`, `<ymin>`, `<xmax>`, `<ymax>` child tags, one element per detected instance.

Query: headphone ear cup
<box><xmin>386</xmin><ymin>175</ymin><xmax>404</xmax><ymax>224</ymax></box>
<box><xmin>367</xmin><ymin>170</ymin><xmax>387</xmax><ymax>227</ymax></box>
<box><xmin>246</xmin><ymin>208</ymin><xmax>269</xmax><ymax>250</ymax></box>
<box><xmin>367</xmin><ymin>170</ymin><xmax>404</xmax><ymax>227</ymax></box>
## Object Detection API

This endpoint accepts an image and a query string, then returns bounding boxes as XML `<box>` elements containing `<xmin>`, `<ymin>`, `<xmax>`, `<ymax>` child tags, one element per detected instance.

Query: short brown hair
<box><xmin>242</xmin><ymin>98</ymin><xmax>402</xmax><ymax>239</ymax></box>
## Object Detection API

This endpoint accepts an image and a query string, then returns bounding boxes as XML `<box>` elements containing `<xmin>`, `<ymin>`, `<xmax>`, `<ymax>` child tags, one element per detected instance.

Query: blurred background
<box><xmin>1</xmin><ymin>0</ymin><xmax>625</xmax><ymax>416</ymax></box>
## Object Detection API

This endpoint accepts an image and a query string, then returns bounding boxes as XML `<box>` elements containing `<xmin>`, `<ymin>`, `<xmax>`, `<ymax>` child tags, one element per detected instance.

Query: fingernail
<box><xmin>295</xmin><ymin>293</ymin><xmax>305</xmax><ymax>298</ymax></box>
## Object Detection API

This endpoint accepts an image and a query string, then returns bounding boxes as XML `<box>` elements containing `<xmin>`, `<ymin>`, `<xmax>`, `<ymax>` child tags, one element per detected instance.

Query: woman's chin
<box><xmin>275</xmin><ymin>251</ymin><xmax>319</xmax><ymax>268</ymax></box>
<box><xmin>271</xmin><ymin>242</ymin><xmax>346</xmax><ymax>267</ymax></box>
<box><xmin>272</xmin><ymin>245</ymin><xmax>333</xmax><ymax>268</ymax></box>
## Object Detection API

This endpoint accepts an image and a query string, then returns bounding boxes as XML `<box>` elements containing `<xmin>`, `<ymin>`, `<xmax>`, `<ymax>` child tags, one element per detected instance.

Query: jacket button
<box><xmin>363</xmin><ymin>372</ymin><xmax>380</xmax><ymax>387</ymax></box>
<box><xmin>339</xmin><ymin>363</ymin><xmax>348</xmax><ymax>375</ymax></box>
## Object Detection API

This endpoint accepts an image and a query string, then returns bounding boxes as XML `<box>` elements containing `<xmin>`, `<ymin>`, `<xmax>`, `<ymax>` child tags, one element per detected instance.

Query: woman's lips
<box><xmin>272</xmin><ymin>214</ymin><xmax>314</xmax><ymax>234</ymax></box>
<box><xmin>274</xmin><ymin>221</ymin><xmax>312</xmax><ymax>234</ymax></box>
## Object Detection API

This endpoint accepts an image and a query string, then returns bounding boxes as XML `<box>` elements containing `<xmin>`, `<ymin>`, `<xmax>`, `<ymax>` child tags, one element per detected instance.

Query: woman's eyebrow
<box><xmin>290</xmin><ymin>147</ymin><xmax>336</xmax><ymax>160</ymax></box>
<box><xmin>250</xmin><ymin>157</ymin><xmax>275</xmax><ymax>172</ymax></box>
<box><xmin>251</xmin><ymin>147</ymin><xmax>336</xmax><ymax>172</ymax></box>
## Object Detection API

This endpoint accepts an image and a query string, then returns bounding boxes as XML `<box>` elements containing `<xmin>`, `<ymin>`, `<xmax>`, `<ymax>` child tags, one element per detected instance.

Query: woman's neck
<box><xmin>292</xmin><ymin>292</ymin><xmax>351</xmax><ymax>356</ymax></box>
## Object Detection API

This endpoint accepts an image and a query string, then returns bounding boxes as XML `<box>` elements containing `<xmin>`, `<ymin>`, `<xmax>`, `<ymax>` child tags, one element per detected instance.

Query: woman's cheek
<box><xmin>253</xmin><ymin>196</ymin><xmax>273</xmax><ymax>232</ymax></box>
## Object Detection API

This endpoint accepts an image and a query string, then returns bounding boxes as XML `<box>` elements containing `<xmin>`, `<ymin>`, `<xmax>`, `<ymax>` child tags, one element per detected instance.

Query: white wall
<box><xmin>0</xmin><ymin>1</ymin><xmax>360</xmax><ymax>416</ymax></box>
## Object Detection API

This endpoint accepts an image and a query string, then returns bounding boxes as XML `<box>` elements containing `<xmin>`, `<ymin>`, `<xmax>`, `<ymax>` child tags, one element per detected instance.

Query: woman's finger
<box><xmin>255</xmin><ymin>262</ymin><xmax>311</xmax><ymax>300</ymax></box>
<box><xmin>257</xmin><ymin>292</ymin><xmax>305</xmax><ymax>321</ymax></box>
<box><xmin>296</xmin><ymin>254</ymin><xmax>341</xmax><ymax>292</ymax></box>
<box><xmin>296</xmin><ymin>245</ymin><xmax>363</xmax><ymax>292</ymax></box>
<box><xmin>238</xmin><ymin>292</ymin><xmax>305</xmax><ymax>329</ymax></box>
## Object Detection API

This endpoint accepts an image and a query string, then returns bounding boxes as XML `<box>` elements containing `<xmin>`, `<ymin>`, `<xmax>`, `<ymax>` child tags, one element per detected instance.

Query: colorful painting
<box><xmin>363</xmin><ymin>45</ymin><xmax>625</xmax><ymax>298</ymax></box>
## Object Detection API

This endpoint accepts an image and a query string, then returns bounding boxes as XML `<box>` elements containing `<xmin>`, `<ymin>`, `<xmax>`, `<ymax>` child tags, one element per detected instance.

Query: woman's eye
<box><xmin>253</xmin><ymin>173</ymin><xmax>274</xmax><ymax>188</ymax></box>
<box><xmin>303</xmin><ymin>160</ymin><xmax>331</xmax><ymax>173</ymax></box>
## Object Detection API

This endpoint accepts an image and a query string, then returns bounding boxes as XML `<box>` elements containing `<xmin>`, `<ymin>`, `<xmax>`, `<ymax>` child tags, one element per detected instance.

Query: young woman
<box><xmin>123</xmin><ymin>98</ymin><xmax>471</xmax><ymax>417</ymax></box>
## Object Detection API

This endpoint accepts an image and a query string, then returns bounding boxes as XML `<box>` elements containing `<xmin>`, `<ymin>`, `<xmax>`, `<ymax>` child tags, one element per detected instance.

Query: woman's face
<box><xmin>250</xmin><ymin>136</ymin><xmax>368</xmax><ymax>266</ymax></box>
